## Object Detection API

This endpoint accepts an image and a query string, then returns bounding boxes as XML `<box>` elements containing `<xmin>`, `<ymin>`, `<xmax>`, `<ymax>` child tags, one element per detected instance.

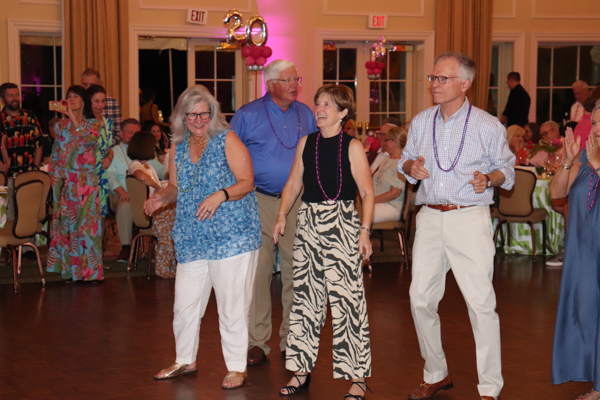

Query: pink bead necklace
<box><xmin>586</xmin><ymin>167</ymin><xmax>600</xmax><ymax>210</ymax></box>
<box><xmin>316</xmin><ymin>129</ymin><xmax>343</xmax><ymax>205</ymax></box>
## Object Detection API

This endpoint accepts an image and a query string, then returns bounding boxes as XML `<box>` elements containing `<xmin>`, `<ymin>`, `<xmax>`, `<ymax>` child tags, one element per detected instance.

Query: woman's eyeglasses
<box><xmin>185</xmin><ymin>112</ymin><xmax>211</xmax><ymax>121</ymax></box>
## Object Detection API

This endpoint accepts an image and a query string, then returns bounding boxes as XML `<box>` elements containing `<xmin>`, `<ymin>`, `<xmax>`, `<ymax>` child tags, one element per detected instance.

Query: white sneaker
<box><xmin>546</xmin><ymin>252</ymin><xmax>564</xmax><ymax>267</ymax></box>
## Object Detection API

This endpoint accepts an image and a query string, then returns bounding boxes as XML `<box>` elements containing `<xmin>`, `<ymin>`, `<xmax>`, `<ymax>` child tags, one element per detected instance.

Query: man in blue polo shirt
<box><xmin>231</xmin><ymin>60</ymin><xmax>317</xmax><ymax>365</ymax></box>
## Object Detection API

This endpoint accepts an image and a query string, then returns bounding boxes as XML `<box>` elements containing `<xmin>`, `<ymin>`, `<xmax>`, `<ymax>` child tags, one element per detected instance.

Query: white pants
<box><xmin>173</xmin><ymin>250</ymin><xmax>258</xmax><ymax>373</ymax></box>
<box><xmin>409</xmin><ymin>206</ymin><xmax>503</xmax><ymax>398</ymax></box>
<box><xmin>373</xmin><ymin>203</ymin><xmax>401</xmax><ymax>224</ymax></box>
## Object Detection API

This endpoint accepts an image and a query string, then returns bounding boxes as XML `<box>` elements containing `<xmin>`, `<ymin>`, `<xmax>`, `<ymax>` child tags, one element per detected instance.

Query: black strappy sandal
<box><xmin>279</xmin><ymin>373</ymin><xmax>311</xmax><ymax>397</ymax></box>
<box><xmin>344</xmin><ymin>381</ymin><xmax>373</xmax><ymax>400</ymax></box>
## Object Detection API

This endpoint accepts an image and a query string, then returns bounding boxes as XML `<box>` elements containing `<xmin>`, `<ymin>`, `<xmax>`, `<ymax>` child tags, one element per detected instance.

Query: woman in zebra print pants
<box><xmin>273</xmin><ymin>84</ymin><xmax>375</xmax><ymax>399</ymax></box>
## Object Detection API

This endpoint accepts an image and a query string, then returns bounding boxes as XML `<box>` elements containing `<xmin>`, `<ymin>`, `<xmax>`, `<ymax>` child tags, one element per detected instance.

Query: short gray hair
<box><xmin>572</xmin><ymin>80</ymin><xmax>589</xmax><ymax>90</ymax></box>
<box><xmin>169</xmin><ymin>85</ymin><xmax>230</xmax><ymax>145</ymax></box>
<box><xmin>264</xmin><ymin>59</ymin><xmax>296</xmax><ymax>89</ymax></box>
<box><xmin>434</xmin><ymin>51</ymin><xmax>476</xmax><ymax>83</ymax></box>
<box><xmin>540</xmin><ymin>120</ymin><xmax>559</xmax><ymax>131</ymax></box>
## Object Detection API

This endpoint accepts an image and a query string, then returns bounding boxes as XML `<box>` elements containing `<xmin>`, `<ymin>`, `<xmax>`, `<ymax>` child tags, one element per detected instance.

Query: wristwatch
<box><xmin>485</xmin><ymin>174</ymin><xmax>491</xmax><ymax>187</ymax></box>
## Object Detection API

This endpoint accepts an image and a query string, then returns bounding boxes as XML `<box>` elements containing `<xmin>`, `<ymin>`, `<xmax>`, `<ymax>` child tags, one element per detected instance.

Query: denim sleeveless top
<box><xmin>172</xmin><ymin>130</ymin><xmax>261</xmax><ymax>262</ymax></box>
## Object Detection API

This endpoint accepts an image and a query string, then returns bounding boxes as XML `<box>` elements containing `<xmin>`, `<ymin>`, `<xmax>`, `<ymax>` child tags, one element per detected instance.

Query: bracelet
<box><xmin>561</xmin><ymin>160</ymin><xmax>573</xmax><ymax>170</ymax></box>
<box><xmin>277</xmin><ymin>213</ymin><xmax>286</xmax><ymax>218</ymax></box>
<box><xmin>360</xmin><ymin>226</ymin><xmax>370</xmax><ymax>234</ymax></box>
<box><xmin>221</xmin><ymin>188</ymin><xmax>229</xmax><ymax>201</ymax></box>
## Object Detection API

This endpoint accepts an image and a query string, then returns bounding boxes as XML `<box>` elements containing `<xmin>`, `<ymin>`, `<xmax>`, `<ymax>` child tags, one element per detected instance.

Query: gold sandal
<box><xmin>222</xmin><ymin>371</ymin><xmax>246</xmax><ymax>389</ymax></box>
<box><xmin>153</xmin><ymin>362</ymin><xmax>198</xmax><ymax>380</ymax></box>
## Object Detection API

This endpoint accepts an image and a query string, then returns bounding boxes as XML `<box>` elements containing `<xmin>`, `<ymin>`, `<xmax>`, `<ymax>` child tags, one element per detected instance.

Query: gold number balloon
<box><xmin>223</xmin><ymin>10</ymin><xmax>246</xmax><ymax>44</ymax></box>
<box><xmin>245</xmin><ymin>16</ymin><xmax>268</xmax><ymax>47</ymax></box>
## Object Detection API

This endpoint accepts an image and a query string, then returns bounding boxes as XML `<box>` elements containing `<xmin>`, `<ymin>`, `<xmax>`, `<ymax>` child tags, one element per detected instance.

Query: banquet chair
<box><xmin>126</xmin><ymin>175</ymin><xmax>156</xmax><ymax>278</ymax></box>
<box><xmin>369</xmin><ymin>182</ymin><xmax>414</xmax><ymax>268</ymax></box>
<box><xmin>13</xmin><ymin>170</ymin><xmax>52</xmax><ymax>241</ymax></box>
<box><xmin>0</xmin><ymin>179</ymin><xmax>46</xmax><ymax>292</ymax></box>
<box><xmin>493</xmin><ymin>169</ymin><xmax>547</xmax><ymax>261</ymax></box>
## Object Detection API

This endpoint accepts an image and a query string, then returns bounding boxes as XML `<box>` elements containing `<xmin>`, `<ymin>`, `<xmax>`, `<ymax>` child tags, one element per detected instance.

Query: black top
<box><xmin>302</xmin><ymin>131</ymin><xmax>358</xmax><ymax>203</ymax></box>
<box><xmin>502</xmin><ymin>84</ymin><xmax>531</xmax><ymax>128</ymax></box>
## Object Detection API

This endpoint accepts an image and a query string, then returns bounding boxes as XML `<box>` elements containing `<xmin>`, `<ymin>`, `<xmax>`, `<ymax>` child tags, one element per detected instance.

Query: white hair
<box><xmin>434</xmin><ymin>51</ymin><xmax>476</xmax><ymax>83</ymax></box>
<box><xmin>572</xmin><ymin>80</ymin><xmax>589</xmax><ymax>90</ymax></box>
<box><xmin>264</xmin><ymin>60</ymin><xmax>297</xmax><ymax>91</ymax></box>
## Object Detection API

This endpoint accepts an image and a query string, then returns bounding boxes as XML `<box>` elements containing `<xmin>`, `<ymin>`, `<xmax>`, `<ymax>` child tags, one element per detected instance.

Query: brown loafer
<box><xmin>153</xmin><ymin>362</ymin><xmax>197</xmax><ymax>380</ymax></box>
<box><xmin>481</xmin><ymin>396</ymin><xmax>501</xmax><ymax>400</ymax></box>
<box><xmin>222</xmin><ymin>371</ymin><xmax>246</xmax><ymax>389</ymax></box>
<box><xmin>247</xmin><ymin>346</ymin><xmax>266</xmax><ymax>365</ymax></box>
<box><xmin>408</xmin><ymin>375</ymin><xmax>453</xmax><ymax>399</ymax></box>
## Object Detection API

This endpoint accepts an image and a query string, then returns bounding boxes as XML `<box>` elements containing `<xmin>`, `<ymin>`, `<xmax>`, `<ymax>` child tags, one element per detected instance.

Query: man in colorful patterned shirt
<box><xmin>399</xmin><ymin>52</ymin><xmax>515</xmax><ymax>400</ymax></box>
<box><xmin>0</xmin><ymin>82</ymin><xmax>43</xmax><ymax>177</ymax></box>
<box><xmin>81</xmin><ymin>68</ymin><xmax>122</xmax><ymax>141</ymax></box>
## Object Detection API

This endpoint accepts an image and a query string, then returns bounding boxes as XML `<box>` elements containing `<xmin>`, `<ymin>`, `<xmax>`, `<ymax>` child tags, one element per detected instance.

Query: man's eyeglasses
<box><xmin>185</xmin><ymin>112</ymin><xmax>211</xmax><ymax>121</ymax></box>
<box><xmin>428</xmin><ymin>75</ymin><xmax>458</xmax><ymax>84</ymax></box>
<box><xmin>272</xmin><ymin>77</ymin><xmax>302</xmax><ymax>84</ymax></box>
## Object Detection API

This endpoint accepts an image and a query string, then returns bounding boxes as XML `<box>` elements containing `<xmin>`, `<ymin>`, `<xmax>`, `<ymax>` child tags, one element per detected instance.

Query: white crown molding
<box><xmin>493</xmin><ymin>0</ymin><xmax>516</xmax><ymax>19</ymax></box>
<box><xmin>529</xmin><ymin>32</ymin><xmax>600</xmax><ymax>123</ymax></box>
<box><xmin>137</xmin><ymin>0</ymin><xmax>252</xmax><ymax>12</ymax></box>
<box><xmin>322</xmin><ymin>0</ymin><xmax>425</xmax><ymax>17</ymax></box>
<box><xmin>314</xmin><ymin>29</ymin><xmax>435</xmax><ymax>111</ymax></box>
<box><xmin>129</xmin><ymin>24</ymin><xmax>229</xmax><ymax>117</ymax></box>
<box><xmin>7</xmin><ymin>19</ymin><xmax>62</xmax><ymax>86</ymax></box>
<box><xmin>531</xmin><ymin>0</ymin><xmax>600</xmax><ymax>19</ymax></box>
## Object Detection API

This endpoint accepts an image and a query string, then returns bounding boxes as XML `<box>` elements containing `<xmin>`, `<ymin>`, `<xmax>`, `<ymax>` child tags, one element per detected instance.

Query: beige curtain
<box><xmin>435</xmin><ymin>0</ymin><xmax>493</xmax><ymax>110</ymax></box>
<box><xmin>63</xmin><ymin>0</ymin><xmax>129</xmax><ymax>116</ymax></box>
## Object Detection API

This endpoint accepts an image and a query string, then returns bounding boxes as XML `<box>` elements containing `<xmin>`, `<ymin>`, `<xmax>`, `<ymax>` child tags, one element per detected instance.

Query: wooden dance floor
<box><xmin>0</xmin><ymin>254</ymin><xmax>590</xmax><ymax>399</ymax></box>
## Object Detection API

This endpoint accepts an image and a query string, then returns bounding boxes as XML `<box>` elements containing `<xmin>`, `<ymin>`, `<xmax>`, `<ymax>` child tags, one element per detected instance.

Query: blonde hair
<box><xmin>506</xmin><ymin>125</ymin><xmax>525</xmax><ymax>152</ymax></box>
<box><xmin>169</xmin><ymin>85</ymin><xmax>230</xmax><ymax>145</ymax></box>
<box><xmin>387</xmin><ymin>126</ymin><xmax>408</xmax><ymax>148</ymax></box>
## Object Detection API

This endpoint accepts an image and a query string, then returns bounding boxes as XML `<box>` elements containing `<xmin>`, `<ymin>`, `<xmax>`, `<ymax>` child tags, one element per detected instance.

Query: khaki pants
<box><xmin>109</xmin><ymin>192</ymin><xmax>132</xmax><ymax>246</ymax></box>
<box><xmin>248</xmin><ymin>191</ymin><xmax>301</xmax><ymax>354</ymax></box>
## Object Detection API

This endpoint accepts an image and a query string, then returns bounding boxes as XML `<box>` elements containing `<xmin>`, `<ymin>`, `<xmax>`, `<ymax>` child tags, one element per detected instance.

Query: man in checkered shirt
<box><xmin>82</xmin><ymin>68</ymin><xmax>121</xmax><ymax>142</ymax></box>
<box><xmin>399</xmin><ymin>52</ymin><xmax>515</xmax><ymax>400</ymax></box>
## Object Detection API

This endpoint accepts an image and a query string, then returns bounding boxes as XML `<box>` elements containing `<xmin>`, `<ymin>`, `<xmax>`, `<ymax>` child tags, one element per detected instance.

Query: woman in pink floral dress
<box><xmin>47</xmin><ymin>85</ymin><xmax>103</xmax><ymax>282</ymax></box>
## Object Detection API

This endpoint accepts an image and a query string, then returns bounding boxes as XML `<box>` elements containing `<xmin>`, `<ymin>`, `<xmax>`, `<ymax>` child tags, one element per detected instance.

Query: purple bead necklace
<box><xmin>263</xmin><ymin>98</ymin><xmax>301</xmax><ymax>150</ymax></box>
<box><xmin>586</xmin><ymin>167</ymin><xmax>600</xmax><ymax>210</ymax></box>
<box><xmin>316</xmin><ymin>129</ymin><xmax>344</xmax><ymax>205</ymax></box>
<box><xmin>432</xmin><ymin>104</ymin><xmax>472</xmax><ymax>172</ymax></box>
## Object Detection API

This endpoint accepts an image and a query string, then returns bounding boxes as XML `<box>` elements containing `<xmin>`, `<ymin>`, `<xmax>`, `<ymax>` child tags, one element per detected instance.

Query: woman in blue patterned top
<box><xmin>144</xmin><ymin>85</ymin><xmax>261</xmax><ymax>389</ymax></box>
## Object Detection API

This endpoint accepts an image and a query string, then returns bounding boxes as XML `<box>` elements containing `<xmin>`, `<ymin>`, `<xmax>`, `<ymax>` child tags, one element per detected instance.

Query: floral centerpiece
<box><xmin>529</xmin><ymin>138</ymin><xmax>563</xmax><ymax>157</ymax></box>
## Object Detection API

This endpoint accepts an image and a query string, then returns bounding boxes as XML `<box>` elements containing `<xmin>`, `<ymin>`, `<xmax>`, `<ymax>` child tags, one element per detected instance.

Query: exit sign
<box><xmin>368</xmin><ymin>15</ymin><xmax>387</xmax><ymax>29</ymax></box>
<box><xmin>187</xmin><ymin>9</ymin><xmax>208</xmax><ymax>25</ymax></box>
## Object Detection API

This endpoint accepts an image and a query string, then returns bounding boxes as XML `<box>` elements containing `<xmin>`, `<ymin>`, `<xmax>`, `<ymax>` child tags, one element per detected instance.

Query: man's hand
<box><xmin>469</xmin><ymin>171</ymin><xmax>488</xmax><ymax>194</ymax></box>
<box><xmin>115</xmin><ymin>187</ymin><xmax>130</xmax><ymax>203</ymax></box>
<box><xmin>407</xmin><ymin>156</ymin><xmax>430</xmax><ymax>180</ymax></box>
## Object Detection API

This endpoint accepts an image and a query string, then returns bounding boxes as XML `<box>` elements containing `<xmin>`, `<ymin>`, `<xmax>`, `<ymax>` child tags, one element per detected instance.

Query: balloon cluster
<box><xmin>366</xmin><ymin>36</ymin><xmax>387</xmax><ymax>80</ymax></box>
<box><xmin>242</xmin><ymin>45</ymin><xmax>273</xmax><ymax>71</ymax></box>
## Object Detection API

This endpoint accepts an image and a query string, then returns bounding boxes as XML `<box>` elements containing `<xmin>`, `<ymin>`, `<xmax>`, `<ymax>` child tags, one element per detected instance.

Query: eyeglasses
<box><xmin>272</xmin><ymin>77</ymin><xmax>302</xmax><ymax>84</ymax></box>
<box><xmin>185</xmin><ymin>112</ymin><xmax>211</xmax><ymax>121</ymax></box>
<box><xmin>428</xmin><ymin>75</ymin><xmax>458</xmax><ymax>84</ymax></box>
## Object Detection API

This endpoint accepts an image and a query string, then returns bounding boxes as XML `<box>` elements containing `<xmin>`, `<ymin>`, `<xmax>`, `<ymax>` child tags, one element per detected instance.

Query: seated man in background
<box><xmin>107</xmin><ymin>118</ymin><xmax>168</xmax><ymax>262</ymax></box>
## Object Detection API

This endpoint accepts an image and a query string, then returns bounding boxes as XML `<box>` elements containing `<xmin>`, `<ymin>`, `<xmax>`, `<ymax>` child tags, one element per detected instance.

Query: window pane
<box><xmin>537</xmin><ymin>47</ymin><xmax>551</xmax><ymax>87</ymax></box>
<box><xmin>195</xmin><ymin>50</ymin><xmax>214</xmax><ymax>79</ymax></box>
<box><xmin>488</xmin><ymin>88</ymin><xmax>498</xmax><ymax>116</ymax></box>
<box><xmin>20</xmin><ymin>41</ymin><xmax>56</xmax><ymax>85</ymax></box>
<box><xmin>389</xmin><ymin>50</ymin><xmax>406</xmax><ymax>80</ymax></box>
<box><xmin>21</xmin><ymin>86</ymin><xmax>57</xmax><ymax>135</ymax></box>
<box><xmin>369</xmin><ymin>82</ymin><xmax>387</xmax><ymax>113</ymax></box>
<box><xmin>340</xmin><ymin>82</ymin><xmax>356</xmax><ymax>101</ymax></box>
<box><xmin>579</xmin><ymin>45</ymin><xmax>600</xmax><ymax>86</ymax></box>
<box><xmin>536</xmin><ymin>89</ymin><xmax>550</xmax><ymax>124</ymax></box>
<box><xmin>552</xmin><ymin>88</ymin><xmax>575</xmax><ymax>123</ymax></box>
<box><xmin>55</xmin><ymin>43</ymin><xmax>62</xmax><ymax>85</ymax></box>
<box><xmin>370</xmin><ymin>114</ymin><xmax>384</xmax><ymax>127</ymax></box>
<box><xmin>389</xmin><ymin>82</ymin><xmax>406</xmax><ymax>112</ymax></box>
<box><xmin>338</xmin><ymin>48</ymin><xmax>356</xmax><ymax>80</ymax></box>
<box><xmin>552</xmin><ymin>46</ymin><xmax>577</xmax><ymax>87</ymax></box>
<box><xmin>216</xmin><ymin>50</ymin><xmax>235</xmax><ymax>80</ymax></box>
<box><xmin>216</xmin><ymin>81</ymin><xmax>234</xmax><ymax>114</ymax></box>
<box><xmin>196</xmin><ymin>80</ymin><xmax>214</xmax><ymax>95</ymax></box>
<box><xmin>323</xmin><ymin>50</ymin><xmax>337</xmax><ymax>80</ymax></box>
<box><xmin>490</xmin><ymin>45</ymin><xmax>499</xmax><ymax>88</ymax></box>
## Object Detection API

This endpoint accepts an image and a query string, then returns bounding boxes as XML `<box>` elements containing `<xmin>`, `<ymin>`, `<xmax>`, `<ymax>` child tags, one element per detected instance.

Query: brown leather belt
<box><xmin>425</xmin><ymin>204</ymin><xmax>476</xmax><ymax>212</ymax></box>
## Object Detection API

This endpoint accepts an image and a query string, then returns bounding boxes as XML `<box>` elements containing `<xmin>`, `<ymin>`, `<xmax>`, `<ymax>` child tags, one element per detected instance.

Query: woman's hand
<box><xmin>273</xmin><ymin>214</ymin><xmax>287</xmax><ymax>244</ymax></box>
<box><xmin>358</xmin><ymin>229</ymin><xmax>372</xmax><ymax>261</ymax></box>
<box><xmin>144</xmin><ymin>192</ymin><xmax>165</xmax><ymax>216</ymax></box>
<box><xmin>586</xmin><ymin>133</ymin><xmax>600</xmax><ymax>169</ymax></box>
<box><xmin>564</xmin><ymin>126</ymin><xmax>580</xmax><ymax>164</ymax></box>
<box><xmin>102</xmin><ymin>148</ymin><xmax>114</xmax><ymax>169</ymax></box>
<box><xmin>196</xmin><ymin>190</ymin><xmax>226</xmax><ymax>221</ymax></box>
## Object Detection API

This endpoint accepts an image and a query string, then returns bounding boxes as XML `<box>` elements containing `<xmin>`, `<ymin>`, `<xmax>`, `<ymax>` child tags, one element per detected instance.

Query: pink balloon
<box><xmin>373</xmin><ymin>68</ymin><xmax>382</xmax><ymax>75</ymax></box>
<box><xmin>376</xmin><ymin>61</ymin><xmax>385</xmax><ymax>70</ymax></box>
<box><xmin>256</xmin><ymin>57</ymin><xmax>266</xmax><ymax>66</ymax></box>
<box><xmin>242</xmin><ymin>46</ymin><xmax>251</xmax><ymax>57</ymax></box>
<box><xmin>250</xmin><ymin>46</ymin><xmax>262</xmax><ymax>59</ymax></box>
<box><xmin>365</xmin><ymin>61</ymin><xmax>376</xmax><ymax>69</ymax></box>
<box><xmin>245</xmin><ymin>56</ymin><xmax>256</xmax><ymax>65</ymax></box>
<box><xmin>367</xmin><ymin>69</ymin><xmax>375</xmax><ymax>75</ymax></box>
<box><xmin>261</xmin><ymin>46</ymin><xmax>273</xmax><ymax>58</ymax></box>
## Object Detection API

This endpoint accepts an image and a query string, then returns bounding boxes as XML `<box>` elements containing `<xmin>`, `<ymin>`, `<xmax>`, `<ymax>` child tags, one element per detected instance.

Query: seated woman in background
<box><xmin>344</xmin><ymin>118</ymin><xmax>359</xmax><ymax>139</ymax></box>
<box><xmin>149</xmin><ymin>123</ymin><xmax>170</xmax><ymax>166</ymax></box>
<box><xmin>524</xmin><ymin>122</ymin><xmax>541</xmax><ymax>146</ymax></box>
<box><xmin>506</xmin><ymin>125</ymin><xmax>527</xmax><ymax>165</ymax></box>
<box><xmin>372</xmin><ymin>126</ymin><xmax>407</xmax><ymax>223</ymax></box>
<box><xmin>127</xmin><ymin>131</ymin><xmax>177</xmax><ymax>279</ymax></box>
